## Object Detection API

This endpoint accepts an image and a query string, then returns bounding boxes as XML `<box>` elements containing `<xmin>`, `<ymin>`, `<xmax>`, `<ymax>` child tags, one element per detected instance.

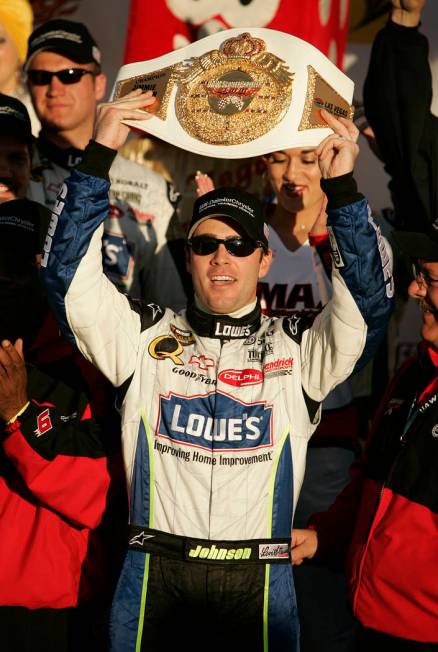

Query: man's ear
<box><xmin>258</xmin><ymin>248</ymin><xmax>272</xmax><ymax>279</ymax></box>
<box><xmin>94</xmin><ymin>72</ymin><xmax>107</xmax><ymax>102</ymax></box>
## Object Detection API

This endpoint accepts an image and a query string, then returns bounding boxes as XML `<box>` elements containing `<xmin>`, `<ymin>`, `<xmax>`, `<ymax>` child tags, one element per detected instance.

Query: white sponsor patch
<box><xmin>327</xmin><ymin>226</ymin><xmax>344</xmax><ymax>268</ymax></box>
<box><xmin>368</xmin><ymin>209</ymin><xmax>394</xmax><ymax>299</ymax></box>
<box><xmin>258</xmin><ymin>543</ymin><xmax>290</xmax><ymax>560</ymax></box>
<box><xmin>40</xmin><ymin>183</ymin><xmax>68</xmax><ymax>268</ymax></box>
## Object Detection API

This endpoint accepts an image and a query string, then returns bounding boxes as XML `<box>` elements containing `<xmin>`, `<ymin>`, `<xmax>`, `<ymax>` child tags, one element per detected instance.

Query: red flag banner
<box><xmin>124</xmin><ymin>0</ymin><xmax>350</xmax><ymax>69</ymax></box>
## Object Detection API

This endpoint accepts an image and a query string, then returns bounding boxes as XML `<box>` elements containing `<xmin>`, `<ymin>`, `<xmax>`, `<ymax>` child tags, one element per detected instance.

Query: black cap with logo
<box><xmin>0</xmin><ymin>199</ymin><xmax>50</xmax><ymax>273</ymax></box>
<box><xmin>394</xmin><ymin>227</ymin><xmax>438</xmax><ymax>262</ymax></box>
<box><xmin>0</xmin><ymin>94</ymin><xmax>32</xmax><ymax>143</ymax></box>
<box><xmin>25</xmin><ymin>19</ymin><xmax>101</xmax><ymax>69</ymax></box>
<box><xmin>187</xmin><ymin>187</ymin><xmax>269</xmax><ymax>247</ymax></box>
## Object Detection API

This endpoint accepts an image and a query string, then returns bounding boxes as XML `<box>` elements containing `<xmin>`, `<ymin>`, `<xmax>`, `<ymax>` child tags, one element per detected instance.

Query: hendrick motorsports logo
<box><xmin>263</xmin><ymin>357</ymin><xmax>293</xmax><ymax>378</ymax></box>
<box><xmin>156</xmin><ymin>390</ymin><xmax>272</xmax><ymax>451</ymax></box>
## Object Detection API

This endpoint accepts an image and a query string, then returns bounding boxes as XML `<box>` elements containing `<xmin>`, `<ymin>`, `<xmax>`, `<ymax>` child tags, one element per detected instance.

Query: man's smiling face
<box><xmin>0</xmin><ymin>134</ymin><xmax>31</xmax><ymax>203</ymax></box>
<box><xmin>409</xmin><ymin>260</ymin><xmax>438</xmax><ymax>350</ymax></box>
<box><xmin>186</xmin><ymin>217</ymin><xmax>272</xmax><ymax>314</ymax></box>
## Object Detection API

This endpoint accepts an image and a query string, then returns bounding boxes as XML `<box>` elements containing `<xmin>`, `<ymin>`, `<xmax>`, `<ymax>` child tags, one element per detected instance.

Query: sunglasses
<box><xmin>27</xmin><ymin>68</ymin><xmax>97</xmax><ymax>86</ymax></box>
<box><xmin>187</xmin><ymin>235</ymin><xmax>265</xmax><ymax>257</ymax></box>
<box><xmin>412</xmin><ymin>262</ymin><xmax>438</xmax><ymax>288</ymax></box>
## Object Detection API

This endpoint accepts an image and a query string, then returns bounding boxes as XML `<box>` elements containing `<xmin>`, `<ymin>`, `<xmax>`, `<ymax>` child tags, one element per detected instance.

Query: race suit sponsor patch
<box><xmin>189</xmin><ymin>354</ymin><xmax>215</xmax><ymax>370</ymax></box>
<box><xmin>156</xmin><ymin>391</ymin><xmax>272</xmax><ymax>451</ymax></box>
<box><xmin>170</xmin><ymin>324</ymin><xmax>195</xmax><ymax>345</ymax></box>
<box><xmin>218</xmin><ymin>369</ymin><xmax>264</xmax><ymax>387</ymax></box>
<box><xmin>327</xmin><ymin>226</ymin><xmax>344</xmax><ymax>268</ymax></box>
<box><xmin>214</xmin><ymin>322</ymin><xmax>252</xmax><ymax>338</ymax></box>
<box><xmin>149</xmin><ymin>335</ymin><xmax>184</xmax><ymax>365</ymax></box>
<box><xmin>258</xmin><ymin>543</ymin><xmax>290</xmax><ymax>560</ymax></box>
<box><xmin>263</xmin><ymin>357</ymin><xmax>293</xmax><ymax>378</ymax></box>
<box><xmin>102</xmin><ymin>232</ymin><xmax>133</xmax><ymax>279</ymax></box>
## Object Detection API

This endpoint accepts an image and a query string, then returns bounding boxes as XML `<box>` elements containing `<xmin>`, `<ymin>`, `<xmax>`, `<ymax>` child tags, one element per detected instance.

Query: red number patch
<box><xmin>36</xmin><ymin>409</ymin><xmax>52</xmax><ymax>437</ymax></box>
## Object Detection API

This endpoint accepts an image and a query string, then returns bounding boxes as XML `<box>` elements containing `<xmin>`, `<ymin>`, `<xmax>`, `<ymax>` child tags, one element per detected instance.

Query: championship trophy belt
<box><xmin>113</xmin><ymin>28</ymin><xmax>354</xmax><ymax>159</ymax></box>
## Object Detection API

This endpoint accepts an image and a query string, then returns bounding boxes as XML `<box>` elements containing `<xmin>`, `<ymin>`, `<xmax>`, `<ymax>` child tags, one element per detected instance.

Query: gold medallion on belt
<box><xmin>174</xmin><ymin>33</ymin><xmax>294</xmax><ymax>145</ymax></box>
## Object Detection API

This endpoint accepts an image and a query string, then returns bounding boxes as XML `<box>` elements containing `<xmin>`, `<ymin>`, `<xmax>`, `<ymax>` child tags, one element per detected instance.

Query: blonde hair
<box><xmin>0</xmin><ymin>0</ymin><xmax>33</xmax><ymax>63</ymax></box>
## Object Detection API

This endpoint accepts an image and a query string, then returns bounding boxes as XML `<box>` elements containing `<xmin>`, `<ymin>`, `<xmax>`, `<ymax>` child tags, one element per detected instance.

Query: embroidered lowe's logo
<box><xmin>156</xmin><ymin>391</ymin><xmax>272</xmax><ymax>451</ymax></box>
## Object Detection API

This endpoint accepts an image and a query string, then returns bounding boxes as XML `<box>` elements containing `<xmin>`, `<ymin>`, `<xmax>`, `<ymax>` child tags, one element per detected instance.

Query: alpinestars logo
<box><xmin>157</xmin><ymin>391</ymin><xmax>273</xmax><ymax>451</ymax></box>
<box><xmin>147</xmin><ymin>304</ymin><xmax>163</xmax><ymax>321</ymax></box>
<box><xmin>129</xmin><ymin>531</ymin><xmax>155</xmax><ymax>546</ymax></box>
<box><xmin>287</xmin><ymin>314</ymin><xmax>301</xmax><ymax>336</ymax></box>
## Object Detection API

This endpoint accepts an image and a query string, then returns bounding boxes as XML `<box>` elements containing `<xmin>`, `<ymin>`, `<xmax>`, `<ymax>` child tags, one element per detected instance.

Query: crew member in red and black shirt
<box><xmin>291</xmin><ymin>220</ymin><xmax>438</xmax><ymax>650</ymax></box>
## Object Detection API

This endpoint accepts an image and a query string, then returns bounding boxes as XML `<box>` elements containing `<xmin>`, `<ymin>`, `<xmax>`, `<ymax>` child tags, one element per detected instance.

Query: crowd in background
<box><xmin>0</xmin><ymin>0</ymin><xmax>437</xmax><ymax>651</ymax></box>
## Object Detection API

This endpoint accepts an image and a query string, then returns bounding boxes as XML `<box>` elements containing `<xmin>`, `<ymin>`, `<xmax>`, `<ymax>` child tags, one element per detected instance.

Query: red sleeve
<box><xmin>2</xmin><ymin>400</ymin><xmax>110</xmax><ymax>529</ymax></box>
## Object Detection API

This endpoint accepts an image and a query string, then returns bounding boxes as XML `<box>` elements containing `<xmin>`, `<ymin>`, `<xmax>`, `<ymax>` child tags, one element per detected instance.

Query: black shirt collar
<box><xmin>186</xmin><ymin>301</ymin><xmax>261</xmax><ymax>339</ymax></box>
<box><xmin>37</xmin><ymin>136</ymin><xmax>84</xmax><ymax>169</ymax></box>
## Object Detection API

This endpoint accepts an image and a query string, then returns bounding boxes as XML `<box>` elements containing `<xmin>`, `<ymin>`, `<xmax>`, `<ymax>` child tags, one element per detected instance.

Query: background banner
<box><xmin>124</xmin><ymin>0</ymin><xmax>350</xmax><ymax>69</ymax></box>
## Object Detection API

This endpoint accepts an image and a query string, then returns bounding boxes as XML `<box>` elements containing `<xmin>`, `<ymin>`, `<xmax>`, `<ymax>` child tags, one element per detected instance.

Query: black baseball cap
<box><xmin>0</xmin><ymin>94</ymin><xmax>32</xmax><ymax>143</ymax></box>
<box><xmin>0</xmin><ymin>199</ymin><xmax>50</xmax><ymax>273</ymax></box>
<box><xmin>188</xmin><ymin>187</ymin><xmax>269</xmax><ymax>247</ymax></box>
<box><xmin>393</xmin><ymin>228</ymin><xmax>438</xmax><ymax>262</ymax></box>
<box><xmin>25</xmin><ymin>19</ymin><xmax>101</xmax><ymax>69</ymax></box>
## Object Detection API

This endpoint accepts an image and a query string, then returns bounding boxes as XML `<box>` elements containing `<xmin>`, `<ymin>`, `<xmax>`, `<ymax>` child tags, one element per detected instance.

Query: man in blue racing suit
<box><xmin>40</xmin><ymin>91</ymin><xmax>394</xmax><ymax>652</ymax></box>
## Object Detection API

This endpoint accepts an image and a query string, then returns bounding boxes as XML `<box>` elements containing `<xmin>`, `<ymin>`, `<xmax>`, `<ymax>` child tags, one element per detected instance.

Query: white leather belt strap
<box><xmin>112</xmin><ymin>27</ymin><xmax>354</xmax><ymax>159</ymax></box>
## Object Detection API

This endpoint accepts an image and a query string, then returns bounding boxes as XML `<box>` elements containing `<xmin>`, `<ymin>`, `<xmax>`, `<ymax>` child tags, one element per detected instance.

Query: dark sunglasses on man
<box><xmin>187</xmin><ymin>235</ymin><xmax>266</xmax><ymax>257</ymax></box>
<box><xmin>27</xmin><ymin>68</ymin><xmax>98</xmax><ymax>86</ymax></box>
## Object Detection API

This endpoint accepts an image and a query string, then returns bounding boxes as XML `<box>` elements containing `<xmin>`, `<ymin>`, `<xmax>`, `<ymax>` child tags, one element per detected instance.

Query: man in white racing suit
<box><xmin>25</xmin><ymin>18</ymin><xmax>187</xmax><ymax>308</ymax></box>
<box><xmin>40</xmin><ymin>92</ymin><xmax>394</xmax><ymax>652</ymax></box>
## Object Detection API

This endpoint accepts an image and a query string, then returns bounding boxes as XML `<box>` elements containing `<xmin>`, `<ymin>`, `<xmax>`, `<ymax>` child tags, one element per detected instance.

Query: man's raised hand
<box><xmin>195</xmin><ymin>171</ymin><xmax>215</xmax><ymax>197</ymax></box>
<box><xmin>392</xmin><ymin>1</ymin><xmax>425</xmax><ymax>11</ymax></box>
<box><xmin>0</xmin><ymin>339</ymin><xmax>28</xmax><ymax>423</ymax></box>
<box><xmin>94</xmin><ymin>89</ymin><xmax>158</xmax><ymax>151</ymax></box>
<box><xmin>391</xmin><ymin>0</ymin><xmax>424</xmax><ymax>26</ymax></box>
<box><xmin>316</xmin><ymin>110</ymin><xmax>359</xmax><ymax>180</ymax></box>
